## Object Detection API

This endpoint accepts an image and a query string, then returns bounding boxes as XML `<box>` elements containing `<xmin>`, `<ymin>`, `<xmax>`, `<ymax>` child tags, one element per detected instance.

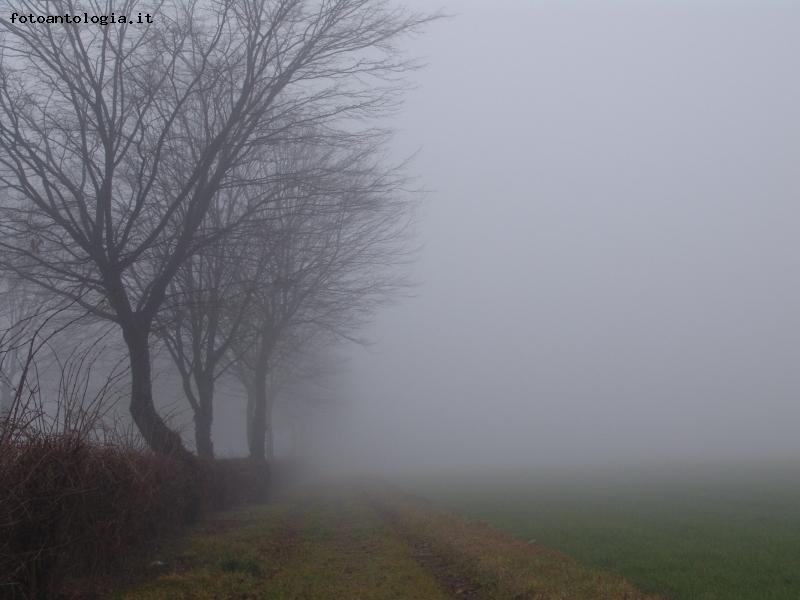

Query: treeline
<box><xmin>0</xmin><ymin>1</ymin><xmax>433</xmax><ymax>595</ymax></box>
<box><xmin>0</xmin><ymin>0</ymin><xmax>434</xmax><ymax>463</ymax></box>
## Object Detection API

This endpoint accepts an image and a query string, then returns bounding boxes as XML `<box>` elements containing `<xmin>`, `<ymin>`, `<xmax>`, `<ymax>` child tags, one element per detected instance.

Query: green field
<box><xmin>408</xmin><ymin>462</ymin><xmax>800</xmax><ymax>600</ymax></box>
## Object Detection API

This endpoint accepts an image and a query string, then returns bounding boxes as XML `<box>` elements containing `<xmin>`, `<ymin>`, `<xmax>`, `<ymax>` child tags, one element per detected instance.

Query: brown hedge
<box><xmin>0</xmin><ymin>434</ymin><xmax>269</xmax><ymax>599</ymax></box>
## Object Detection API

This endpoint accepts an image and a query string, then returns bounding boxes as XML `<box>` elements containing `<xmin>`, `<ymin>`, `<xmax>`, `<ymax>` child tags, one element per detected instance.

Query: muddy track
<box><xmin>370</xmin><ymin>498</ymin><xmax>489</xmax><ymax>600</ymax></box>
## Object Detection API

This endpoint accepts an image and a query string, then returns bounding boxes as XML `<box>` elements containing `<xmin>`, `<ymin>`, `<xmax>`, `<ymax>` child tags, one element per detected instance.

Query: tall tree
<box><xmin>229</xmin><ymin>141</ymin><xmax>413</xmax><ymax>461</ymax></box>
<box><xmin>154</xmin><ymin>184</ymin><xmax>267</xmax><ymax>459</ymax></box>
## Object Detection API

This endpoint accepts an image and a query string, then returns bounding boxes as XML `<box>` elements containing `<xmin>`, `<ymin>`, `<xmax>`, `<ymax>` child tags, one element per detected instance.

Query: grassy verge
<box><xmin>114</xmin><ymin>489</ymin><xmax>451</xmax><ymax>600</ymax></box>
<box><xmin>116</xmin><ymin>484</ymin><xmax>655</xmax><ymax>600</ymax></box>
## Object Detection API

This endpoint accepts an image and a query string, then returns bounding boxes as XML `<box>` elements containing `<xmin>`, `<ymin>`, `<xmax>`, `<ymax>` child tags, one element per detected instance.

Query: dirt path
<box><xmin>112</xmin><ymin>484</ymin><xmax>658</xmax><ymax>600</ymax></box>
<box><xmin>370</xmin><ymin>496</ymin><xmax>487</xmax><ymax>600</ymax></box>
<box><xmin>403</xmin><ymin>537</ymin><xmax>485</xmax><ymax>599</ymax></box>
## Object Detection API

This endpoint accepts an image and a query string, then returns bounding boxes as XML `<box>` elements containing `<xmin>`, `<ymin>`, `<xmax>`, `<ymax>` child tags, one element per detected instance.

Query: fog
<box><xmin>10</xmin><ymin>0</ymin><xmax>795</xmax><ymax>474</ymax></box>
<box><xmin>309</xmin><ymin>0</ymin><xmax>800</xmax><ymax>472</ymax></box>
<box><xmin>8</xmin><ymin>3</ymin><xmax>800</xmax><ymax>597</ymax></box>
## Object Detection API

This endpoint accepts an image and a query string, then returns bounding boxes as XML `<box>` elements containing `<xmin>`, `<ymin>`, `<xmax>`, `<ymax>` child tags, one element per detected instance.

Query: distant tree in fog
<box><xmin>0</xmin><ymin>279</ymin><xmax>37</xmax><ymax>417</ymax></box>
<box><xmin>157</xmin><ymin>135</ymin><xmax>412</xmax><ymax>461</ymax></box>
<box><xmin>257</xmin><ymin>345</ymin><xmax>349</xmax><ymax>459</ymax></box>
<box><xmin>228</xmin><ymin>141</ymin><xmax>413</xmax><ymax>461</ymax></box>
<box><xmin>153</xmin><ymin>182</ymin><xmax>268</xmax><ymax>459</ymax></box>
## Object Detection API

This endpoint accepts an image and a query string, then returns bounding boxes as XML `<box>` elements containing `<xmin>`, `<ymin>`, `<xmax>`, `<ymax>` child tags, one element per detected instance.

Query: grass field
<box><xmin>408</xmin><ymin>461</ymin><xmax>800</xmax><ymax>600</ymax></box>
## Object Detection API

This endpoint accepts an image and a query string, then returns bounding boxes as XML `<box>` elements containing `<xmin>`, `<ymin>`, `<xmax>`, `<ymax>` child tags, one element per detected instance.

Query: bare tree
<box><xmin>277</xmin><ymin>347</ymin><xmax>349</xmax><ymax>458</ymax></box>
<box><xmin>240</xmin><ymin>334</ymin><xmax>347</xmax><ymax>460</ymax></box>
<box><xmin>154</xmin><ymin>185</ymin><xmax>267</xmax><ymax>459</ymax></box>
<box><xmin>0</xmin><ymin>0</ymin><xmax>432</xmax><ymax>456</ymax></box>
<box><xmin>227</xmin><ymin>140</ymin><xmax>414</xmax><ymax>461</ymax></box>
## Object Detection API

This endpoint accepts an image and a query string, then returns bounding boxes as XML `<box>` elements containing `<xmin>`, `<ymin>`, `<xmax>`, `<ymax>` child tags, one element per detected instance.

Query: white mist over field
<box><xmin>313</xmin><ymin>0</ymin><xmax>800</xmax><ymax>472</ymax></box>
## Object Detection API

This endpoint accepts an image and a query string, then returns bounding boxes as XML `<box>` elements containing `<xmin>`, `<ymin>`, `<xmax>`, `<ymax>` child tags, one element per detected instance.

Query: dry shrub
<box><xmin>0</xmin><ymin>434</ymin><xmax>198</xmax><ymax>598</ymax></box>
<box><xmin>0</xmin><ymin>432</ymin><xmax>270</xmax><ymax>599</ymax></box>
<box><xmin>0</xmin><ymin>321</ymin><xmax>271</xmax><ymax>598</ymax></box>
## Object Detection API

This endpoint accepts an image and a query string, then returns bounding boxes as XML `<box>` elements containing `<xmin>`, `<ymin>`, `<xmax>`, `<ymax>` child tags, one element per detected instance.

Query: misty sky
<box><xmin>322</xmin><ymin>0</ymin><xmax>800</xmax><ymax>471</ymax></box>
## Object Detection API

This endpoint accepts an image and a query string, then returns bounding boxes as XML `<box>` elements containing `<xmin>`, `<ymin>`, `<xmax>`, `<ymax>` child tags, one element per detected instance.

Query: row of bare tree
<box><xmin>0</xmin><ymin>0</ymin><xmax>433</xmax><ymax>461</ymax></box>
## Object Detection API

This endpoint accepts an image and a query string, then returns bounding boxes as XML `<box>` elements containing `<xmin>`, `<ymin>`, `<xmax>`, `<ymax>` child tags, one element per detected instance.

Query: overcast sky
<box><xmin>318</xmin><ymin>0</ymin><xmax>800</xmax><ymax>471</ymax></box>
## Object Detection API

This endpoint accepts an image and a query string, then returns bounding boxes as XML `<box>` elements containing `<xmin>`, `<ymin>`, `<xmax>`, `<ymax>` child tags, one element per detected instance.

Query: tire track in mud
<box><xmin>368</xmin><ymin>496</ymin><xmax>489</xmax><ymax>600</ymax></box>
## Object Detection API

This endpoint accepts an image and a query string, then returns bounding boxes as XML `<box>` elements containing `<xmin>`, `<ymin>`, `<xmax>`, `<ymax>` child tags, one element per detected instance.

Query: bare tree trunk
<box><xmin>1</xmin><ymin>357</ymin><xmax>17</xmax><ymax>419</ymax></box>
<box><xmin>246</xmin><ymin>358</ymin><xmax>280</xmax><ymax>462</ymax></box>
<box><xmin>122</xmin><ymin>322</ymin><xmax>190</xmax><ymax>459</ymax></box>
<box><xmin>265</xmin><ymin>408</ymin><xmax>275</xmax><ymax>462</ymax></box>
<box><xmin>246</xmin><ymin>396</ymin><xmax>254</xmax><ymax>453</ymax></box>
<box><xmin>248</xmin><ymin>370</ymin><xmax>268</xmax><ymax>462</ymax></box>
<box><xmin>288</xmin><ymin>421</ymin><xmax>297</xmax><ymax>457</ymax></box>
<box><xmin>0</xmin><ymin>381</ymin><xmax>11</xmax><ymax>418</ymax></box>
<box><xmin>194</xmin><ymin>375</ymin><xmax>215</xmax><ymax>460</ymax></box>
